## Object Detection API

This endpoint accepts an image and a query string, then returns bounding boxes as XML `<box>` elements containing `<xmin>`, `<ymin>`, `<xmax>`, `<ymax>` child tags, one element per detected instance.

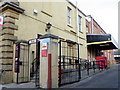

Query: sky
<box><xmin>69</xmin><ymin>0</ymin><xmax>119</xmax><ymax>43</ymax></box>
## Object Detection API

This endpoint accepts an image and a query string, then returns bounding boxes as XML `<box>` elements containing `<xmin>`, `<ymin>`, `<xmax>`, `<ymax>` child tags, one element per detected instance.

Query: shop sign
<box><xmin>42</xmin><ymin>43</ymin><xmax>47</xmax><ymax>50</ymax></box>
<box><xmin>29</xmin><ymin>39</ymin><xmax>37</xmax><ymax>44</ymax></box>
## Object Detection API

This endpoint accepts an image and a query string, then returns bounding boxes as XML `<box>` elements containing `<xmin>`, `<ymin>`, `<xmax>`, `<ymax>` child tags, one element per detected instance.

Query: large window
<box><xmin>78</xmin><ymin>15</ymin><xmax>82</xmax><ymax>31</ymax></box>
<box><xmin>67</xmin><ymin>7</ymin><xmax>71</xmax><ymax>25</ymax></box>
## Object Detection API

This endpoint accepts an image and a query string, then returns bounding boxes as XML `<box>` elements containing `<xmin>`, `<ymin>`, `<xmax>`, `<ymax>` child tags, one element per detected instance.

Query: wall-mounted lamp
<box><xmin>33</xmin><ymin>9</ymin><xmax>38</xmax><ymax>15</ymax></box>
<box><xmin>45</xmin><ymin>23</ymin><xmax>52</xmax><ymax>32</ymax></box>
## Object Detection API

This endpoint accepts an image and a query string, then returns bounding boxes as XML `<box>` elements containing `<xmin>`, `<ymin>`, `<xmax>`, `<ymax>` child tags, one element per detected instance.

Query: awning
<box><xmin>87</xmin><ymin>34</ymin><xmax>118</xmax><ymax>50</ymax></box>
<box><xmin>114</xmin><ymin>51</ymin><xmax>120</xmax><ymax>55</ymax></box>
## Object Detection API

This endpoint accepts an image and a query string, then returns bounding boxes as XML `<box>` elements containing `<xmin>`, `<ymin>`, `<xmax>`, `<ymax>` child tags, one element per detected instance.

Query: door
<box><xmin>14</xmin><ymin>43</ymin><xmax>29</xmax><ymax>83</ymax></box>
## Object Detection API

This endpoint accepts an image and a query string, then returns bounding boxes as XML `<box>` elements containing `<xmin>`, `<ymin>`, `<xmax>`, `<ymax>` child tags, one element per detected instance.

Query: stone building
<box><xmin>0</xmin><ymin>0</ymin><xmax>87</xmax><ymax>87</ymax></box>
<box><xmin>0</xmin><ymin>0</ymin><xmax>118</xmax><ymax>88</ymax></box>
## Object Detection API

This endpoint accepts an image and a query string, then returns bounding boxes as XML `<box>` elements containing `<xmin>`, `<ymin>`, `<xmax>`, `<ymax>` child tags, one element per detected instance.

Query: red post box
<box><xmin>95</xmin><ymin>56</ymin><xmax>107</xmax><ymax>68</ymax></box>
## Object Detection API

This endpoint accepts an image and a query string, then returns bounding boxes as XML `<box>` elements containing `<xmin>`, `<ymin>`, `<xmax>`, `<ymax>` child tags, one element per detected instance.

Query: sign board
<box><xmin>41</xmin><ymin>38</ymin><xmax>50</xmax><ymax>57</ymax></box>
<box><xmin>14</xmin><ymin>44</ymin><xmax>20</xmax><ymax>73</ymax></box>
<box><xmin>29</xmin><ymin>39</ymin><xmax>37</xmax><ymax>44</ymax></box>
<box><xmin>40</xmin><ymin>38</ymin><xmax>50</xmax><ymax>43</ymax></box>
<box><xmin>0</xmin><ymin>16</ymin><xmax>3</xmax><ymax>27</ymax></box>
<box><xmin>42</xmin><ymin>43</ymin><xmax>47</xmax><ymax>50</ymax></box>
<box><xmin>29</xmin><ymin>38</ymin><xmax>50</xmax><ymax>44</ymax></box>
<box><xmin>41</xmin><ymin>50</ymin><xmax>48</xmax><ymax>57</ymax></box>
<box><xmin>41</xmin><ymin>43</ymin><xmax>48</xmax><ymax>57</ymax></box>
<box><xmin>14</xmin><ymin>60</ymin><xmax>19</xmax><ymax>73</ymax></box>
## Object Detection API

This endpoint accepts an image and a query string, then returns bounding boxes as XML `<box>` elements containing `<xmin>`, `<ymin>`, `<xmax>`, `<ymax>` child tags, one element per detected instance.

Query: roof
<box><xmin>66</xmin><ymin>0</ymin><xmax>86</xmax><ymax>17</ymax></box>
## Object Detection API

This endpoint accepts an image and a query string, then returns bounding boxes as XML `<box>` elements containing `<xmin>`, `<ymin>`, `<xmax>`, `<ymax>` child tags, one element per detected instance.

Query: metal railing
<box><xmin>58</xmin><ymin>58</ymin><xmax>110</xmax><ymax>87</ymax></box>
<box><xmin>80</xmin><ymin>60</ymin><xmax>108</xmax><ymax>80</ymax></box>
<box><xmin>58</xmin><ymin>40</ymin><xmax>111</xmax><ymax>87</ymax></box>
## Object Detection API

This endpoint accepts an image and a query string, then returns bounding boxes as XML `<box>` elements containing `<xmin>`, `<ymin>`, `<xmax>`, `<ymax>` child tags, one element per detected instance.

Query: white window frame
<box><xmin>78</xmin><ymin>15</ymin><xmax>82</xmax><ymax>32</ymax></box>
<box><xmin>67</xmin><ymin>7</ymin><xmax>71</xmax><ymax>25</ymax></box>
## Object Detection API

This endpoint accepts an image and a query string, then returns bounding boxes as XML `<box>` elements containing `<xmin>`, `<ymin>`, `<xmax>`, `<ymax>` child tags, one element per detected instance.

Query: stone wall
<box><xmin>0</xmin><ymin>1</ymin><xmax>24</xmax><ymax>84</ymax></box>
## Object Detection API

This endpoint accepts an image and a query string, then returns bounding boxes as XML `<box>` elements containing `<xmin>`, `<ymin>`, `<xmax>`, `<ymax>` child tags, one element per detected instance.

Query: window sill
<box><xmin>70</xmin><ymin>30</ymin><xmax>77</xmax><ymax>34</ymax></box>
<box><xmin>67</xmin><ymin>24</ymin><xmax>73</xmax><ymax>28</ymax></box>
<box><xmin>79</xmin><ymin>31</ymin><xmax>83</xmax><ymax>34</ymax></box>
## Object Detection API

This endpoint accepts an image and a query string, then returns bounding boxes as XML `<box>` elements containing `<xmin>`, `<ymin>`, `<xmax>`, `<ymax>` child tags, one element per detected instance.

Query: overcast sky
<box><xmin>69</xmin><ymin>0</ymin><xmax>119</xmax><ymax>43</ymax></box>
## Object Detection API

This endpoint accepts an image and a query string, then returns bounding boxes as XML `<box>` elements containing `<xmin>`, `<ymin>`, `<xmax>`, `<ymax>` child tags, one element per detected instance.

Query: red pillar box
<box><xmin>95</xmin><ymin>56</ymin><xmax>107</xmax><ymax>68</ymax></box>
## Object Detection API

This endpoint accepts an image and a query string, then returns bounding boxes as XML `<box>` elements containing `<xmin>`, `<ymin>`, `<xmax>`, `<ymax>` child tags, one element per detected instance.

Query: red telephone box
<box><xmin>95</xmin><ymin>56</ymin><xmax>107</xmax><ymax>68</ymax></box>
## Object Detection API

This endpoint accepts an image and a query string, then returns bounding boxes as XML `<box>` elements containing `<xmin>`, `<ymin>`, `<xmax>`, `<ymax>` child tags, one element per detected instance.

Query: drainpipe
<box><xmin>76</xmin><ymin>1</ymin><xmax>80</xmax><ymax>44</ymax></box>
<box><xmin>91</xmin><ymin>17</ymin><xmax>94</xmax><ymax>34</ymax></box>
<box><xmin>86</xmin><ymin>15</ymin><xmax>94</xmax><ymax>61</ymax></box>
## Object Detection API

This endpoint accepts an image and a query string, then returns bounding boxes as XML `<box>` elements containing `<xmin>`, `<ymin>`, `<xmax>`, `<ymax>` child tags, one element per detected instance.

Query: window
<box><xmin>67</xmin><ymin>7</ymin><xmax>71</xmax><ymax>25</ymax></box>
<box><xmin>78</xmin><ymin>15</ymin><xmax>82</xmax><ymax>31</ymax></box>
<box><xmin>86</xmin><ymin>26</ymin><xmax>88</xmax><ymax>33</ymax></box>
<box><xmin>91</xmin><ymin>24</ymin><xmax>94</xmax><ymax>33</ymax></box>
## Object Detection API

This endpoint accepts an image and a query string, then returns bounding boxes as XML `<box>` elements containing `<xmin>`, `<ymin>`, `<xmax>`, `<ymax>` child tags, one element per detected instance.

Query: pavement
<box><xmin>1</xmin><ymin>82</ymin><xmax>36</xmax><ymax>89</ymax></box>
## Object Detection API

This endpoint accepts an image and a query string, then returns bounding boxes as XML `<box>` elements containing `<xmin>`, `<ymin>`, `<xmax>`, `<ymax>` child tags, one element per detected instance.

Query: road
<box><xmin>2</xmin><ymin>64</ymin><xmax>120</xmax><ymax>89</ymax></box>
<box><xmin>61</xmin><ymin>64</ymin><xmax>119</xmax><ymax>88</ymax></box>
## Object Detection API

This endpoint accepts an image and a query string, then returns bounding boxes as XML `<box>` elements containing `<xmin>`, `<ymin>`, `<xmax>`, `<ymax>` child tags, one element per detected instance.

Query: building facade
<box><xmin>0</xmin><ymin>0</ymin><xmax>87</xmax><ymax>85</ymax></box>
<box><xmin>86</xmin><ymin>15</ymin><xmax>117</xmax><ymax>64</ymax></box>
<box><xmin>0</xmin><ymin>0</ymin><xmax>118</xmax><ymax>87</ymax></box>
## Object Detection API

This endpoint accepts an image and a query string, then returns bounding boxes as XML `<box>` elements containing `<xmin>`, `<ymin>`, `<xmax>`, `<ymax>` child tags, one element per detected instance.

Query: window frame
<box><xmin>78</xmin><ymin>15</ymin><xmax>82</xmax><ymax>32</ymax></box>
<box><xmin>67</xmin><ymin>7</ymin><xmax>72</xmax><ymax>25</ymax></box>
<box><xmin>86</xmin><ymin>26</ymin><xmax>88</xmax><ymax>33</ymax></box>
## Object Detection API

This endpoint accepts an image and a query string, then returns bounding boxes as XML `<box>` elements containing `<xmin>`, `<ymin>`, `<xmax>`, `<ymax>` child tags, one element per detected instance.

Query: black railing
<box><xmin>58</xmin><ymin>40</ymin><xmax>80</xmax><ymax>87</ymax></box>
<box><xmin>58</xmin><ymin>55</ymin><xmax>80</xmax><ymax>86</ymax></box>
<box><xmin>58</xmin><ymin>40</ymin><xmax>109</xmax><ymax>87</ymax></box>
<box><xmin>58</xmin><ymin>58</ymin><xmax>109</xmax><ymax>87</ymax></box>
<box><xmin>80</xmin><ymin>60</ymin><xmax>108</xmax><ymax>80</ymax></box>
